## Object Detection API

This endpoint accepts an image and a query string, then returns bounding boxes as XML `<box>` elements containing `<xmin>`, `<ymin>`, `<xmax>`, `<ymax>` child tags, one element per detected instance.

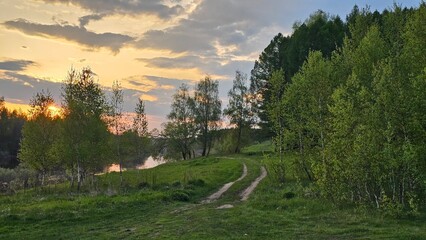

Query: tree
<box><xmin>61</xmin><ymin>67</ymin><xmax>110</xmax><ymax>191</ymax></box>
<box><xmin>133</xmin><ymin>98</ymin><xmax>148</xmax><ymax>137</ymax></box>
<box><xmin>263</xmin><ymin>69</ymin><xmax>295</xmax><ymax>183</ymax></box>
<box><xmin>250</xmin><ymin>33</ymin><xmax>287</xmax><ymax>130</ymax></box>
<box><xmin>250</xmin><ymin>11</ymin><xmax>345</xmax><ymax>131</ymax></box>
<box><xmin>282</xmin><ymin>51</ymin><xmax>334</xmax><ymax>182</ymax></box>
<box><xmin>266</xmin><ymin>70</ymin><xmax>287</xmax><ymax>181</ymax></box>
<box><xmin>18</xmin><ymin>90</ymin><xmax>59</xmax><ymax>185</ymax></box>
<box><xmin>109</xmin><ymin>80</ymin><xmax>124</xmax><ymax>186</ymax></box>
<box><xmin>164</xmin><ymin>84</ymin><xmax>197</xmax><ymax>160</ymax></box>
<box><xmin>0</xmin><ymin>97</ymin><xmax>26</xmax><ymax>168</ymax></box>
<box><xmin>193</xmin><ymin>76</ymin><xmax>222</xmax><ymax>156</ymax></box>
<box><xmin>132</xmin><ymin>98</ymin><xmax>150</xmax><ymax>161</ymax></box>
<box><xmin>224</xmin><ymin>71</ymin><xmax>252</xmax><ymax>153</ymax></box>
<box><xmin>324</xmin><ymin>25</ymin><xmax>385</xmax><ymax>199</ymax></box>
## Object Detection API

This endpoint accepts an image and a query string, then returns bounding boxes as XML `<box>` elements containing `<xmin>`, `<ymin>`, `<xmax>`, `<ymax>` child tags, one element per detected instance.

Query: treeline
<box><xmin>0</xmin><ymin>98</ymin><xmax>25</xmax><ymax>168</ymax></box>
<box><xmin>1</xmin><ymin>68</ymin><xmax>151</xmax><ymax>192</ymax></box>
<box><xmin>252</xmin><ymin>4</ymin><xmax>425</xmax><ymax>212</ymax></box>
<box><xmin>162</xmin><ymin>71</ymin><xmax>264</xmax><ymax>159</ymax></box>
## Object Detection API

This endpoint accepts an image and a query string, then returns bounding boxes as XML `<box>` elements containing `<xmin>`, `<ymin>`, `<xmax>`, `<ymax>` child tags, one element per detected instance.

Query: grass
<box><xmin>0</xmin><ymin>147</ymin><xmax>425</xmax><ymax>239</ymax></box>
<box><xmin>241</xmin><ymin>140</ymin><xmax>274</xmax><ymax>155</ymax></box>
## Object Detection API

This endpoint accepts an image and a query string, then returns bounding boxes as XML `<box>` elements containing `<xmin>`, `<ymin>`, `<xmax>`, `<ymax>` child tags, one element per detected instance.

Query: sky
<box><xmin>0</xmin><ymin>0</ymin><xmax>421</xmax><ymax>130</ymax></box>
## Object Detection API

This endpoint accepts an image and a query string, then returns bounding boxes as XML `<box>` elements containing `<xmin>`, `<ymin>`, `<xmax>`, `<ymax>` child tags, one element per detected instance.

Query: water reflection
<box><xmin>106</xmin><ymin>156</ymin><xmax>165</xmax><ymax>173</ymax></box>
<box><xmin>136</xmin><ymin>156</ymin><xmax>166</xmax><ymax>169</ymax></box>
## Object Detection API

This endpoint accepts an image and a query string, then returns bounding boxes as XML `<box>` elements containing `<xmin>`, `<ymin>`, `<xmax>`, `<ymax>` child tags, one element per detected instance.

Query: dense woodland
<box><xmin>258</xmin><ymin>4</ymin><xmax>426</xmax><ymax>213</ymax></box>
<box><xmin>0</xmin><ymin>4</ymin><xmax>425</xmax><ymax>215</ymax></box>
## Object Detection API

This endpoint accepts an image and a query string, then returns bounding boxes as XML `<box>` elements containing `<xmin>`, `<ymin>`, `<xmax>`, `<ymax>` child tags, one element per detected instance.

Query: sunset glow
<box><xmin>0</xmin><ymin>0</ymin><xmax>420</xmax><ymax>130</ymax></box>
<box><xmin>47</xmin><ymin>105</ymin><xmax>62</xmax><ymax>118</ymax></box>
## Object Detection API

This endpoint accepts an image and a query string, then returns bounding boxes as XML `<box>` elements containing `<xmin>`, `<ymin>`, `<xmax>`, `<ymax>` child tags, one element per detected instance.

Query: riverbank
<box><xmin>0</xmin><ymin>154</ymin><xmax>424</xmax><ymax>239</ymax></box>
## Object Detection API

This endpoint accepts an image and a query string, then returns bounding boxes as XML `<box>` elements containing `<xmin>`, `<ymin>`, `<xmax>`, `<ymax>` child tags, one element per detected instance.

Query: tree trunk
<box><xmin>77</xmin><ymin>157</ymin><xmax>82</xmax><ymax>192</ymax></box>
<box><xmin>298</xmin><ymin>131</ymin><xmax>313</xmax><ymax>181</ymax></box>
<box><xmin>201</xmin><ymin>121</ymin><xmax>208</xmax><ymax>156</ymax></box>
<box><xmin>207</xmin><ymin>135</ymin><xmax>212</xmax><ymax>156</ymax></box>
<box><xmin>41</xmin><ymin>171</ymin><xmax>46</xmax><ymax>186</ymax></box>
<box><xmin>119</xmin><ymin>144</ymin><xmax>122</xmax><ymax>188</ymax></box>
<box><xmin>318</xmin><ymin>97</ymin><xmax>326</xmax><ymax>166</ymax></box>
<box><xmin>235</xmin><ymin>124</ymin><xmax>242</xmax><ymax>153</ymax></box>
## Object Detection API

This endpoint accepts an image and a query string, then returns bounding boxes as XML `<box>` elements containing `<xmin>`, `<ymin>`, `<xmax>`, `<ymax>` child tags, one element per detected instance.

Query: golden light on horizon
<box><xmin>47</xmin><ymin>104</ymin><xmax>62</xmax><ymax>118</ymax></box>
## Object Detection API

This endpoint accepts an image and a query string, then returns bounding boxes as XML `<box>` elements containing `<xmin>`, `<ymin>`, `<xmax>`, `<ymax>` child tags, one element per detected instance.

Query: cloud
<box><xmin>134</xmin><ymin>27</ymin><xmax>215</xmax><ymax>54</ymax></box>
<box><xmin>0</xmin><ymin>71</ymin><xmax>63</xmax><ymax>105</ymax></box>
<box><xmin>138</xmin><ymin>56</ymin><xmax>253</xmax><ymax>77</ymax></box>
<box><xmin>40</xmin><ymin>0</ymin><xmax>184</xmax><ymax>19</ymax></box>
<box><xmin>118</xmin><ymin>75</ymin><xmax>192</xmax><ymax>117</ymax></box>
<box><xmin>132</xmin><ymin>0</ymin><xmax>289</xmax><ymax>56</ymax></box>
<box><xmin>122</xmin><ymin>75</ymin><xmax>190</xmax><ymax>93</ymax></box>
<box><xmin>3</xmin><ymin>19</ymin><xmax>135</xmax><ymax>53</ymax></box>
<box><xmin>0</xmin><ymin>59</ymin><xmax>36</xmax><ymax>71</ymax></box>
<box><xmin>78</xmin><ymin>13</ymin><xmax>106</xmax><ymax>28</ymax></box>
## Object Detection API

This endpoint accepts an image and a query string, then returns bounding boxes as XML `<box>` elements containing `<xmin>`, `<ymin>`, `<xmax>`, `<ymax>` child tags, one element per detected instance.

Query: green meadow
<box><xmin>1</xmin><ymin>143</ymin><xmax>424</xmax><ymax>239</ymax></box>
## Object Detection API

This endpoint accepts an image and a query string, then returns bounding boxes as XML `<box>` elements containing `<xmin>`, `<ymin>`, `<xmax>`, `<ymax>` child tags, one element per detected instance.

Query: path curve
<box><xmin>240</xmin><ymin>166</ymin><xmax>267</xmax><ymax>201</ymax></box>
<box><xmin>201</xmin><ymin>163</ymin><xmax>247</xmax><ymax>204</ymax></box>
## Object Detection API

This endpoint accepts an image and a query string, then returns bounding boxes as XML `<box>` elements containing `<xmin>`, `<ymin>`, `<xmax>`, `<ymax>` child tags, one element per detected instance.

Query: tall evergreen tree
<box><xmin>0</xmin><ymin>97</ymin><xmax>26</xmax><ymax>168</ymax></box>
<box><xmin>250</xmin><ymin>11</ymin><xmax>345</xmax><ymax>131</ymax></box>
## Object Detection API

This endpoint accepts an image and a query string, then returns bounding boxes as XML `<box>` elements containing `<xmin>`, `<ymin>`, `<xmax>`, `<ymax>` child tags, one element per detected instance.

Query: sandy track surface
<box><xmin>201</xmin><ymin>163</ymin><xmax>247</xmax><ymax>204</ymax></box>
<box><xmin>240</xmin><ymin>166</ymin><xmax>267</xmax><ymax>201</ymax></box>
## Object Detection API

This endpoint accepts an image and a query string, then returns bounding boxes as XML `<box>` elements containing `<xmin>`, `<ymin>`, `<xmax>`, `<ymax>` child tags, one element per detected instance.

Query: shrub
<box><xmin>0</xmin><ymin>168</ymin><xmax>17</xmax><ymax>192</ymax></box>
<box><xmin>138</xmin><ymin>181</ymin><xmax>150</xmax><ymax>189</ymax></box>
<box><xmin>172</xmin><ymin>181</ymin><xmax>182</xmax><ymax>188</ymax></box>
<box><xmin>283</xmin><ymin>191</ymin><xmax>296</xmax><ymax>199</ymax></box>
<box><xmin>187</xmin><ymin>179</ymin><xmax>205</xmax><ymax>187</ymax></box>
<box><xmin>170</xmin><ymin>190</ymin><xmax>190</xmax><ymax>202</ymax></box>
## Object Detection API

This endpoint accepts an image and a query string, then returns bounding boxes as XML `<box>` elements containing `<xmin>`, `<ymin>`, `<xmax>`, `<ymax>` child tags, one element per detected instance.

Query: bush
<box><xmin>172</xmin><ymin>181</ymin><xmax>182</xmax><ymax>188</ymax></box>
<box><xmin>11</xmin><ymin>165</ymin><xmax>37</xmax><ymax>190</ymax></box>
<box><xmin>0</xmin><ymin>168</ymin><xmax>17</xmax><ymax>192</ymax></box>
<box><xmin>187</xmin><ymin>179</ymin><xmax>205</xmax><ymax>187</ymax></box>
<box><xmin>138</xmin><ymin>182</ymin><xmax>150</xmax><ymax>189</ymax></box>
<box><xmin>283</xmin><ymin>191</ymin><xmax>296</xmax><ymax>199</ymax></box>
<box><xmin>170</xmin><ymin>190</ymin><xmax>190</xmax><ymax>202</ymax></box>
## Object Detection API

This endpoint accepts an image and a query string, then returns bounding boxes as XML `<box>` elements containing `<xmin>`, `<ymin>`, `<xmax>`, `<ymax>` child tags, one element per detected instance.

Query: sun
<box><xmin>47</xmin><ymin>105</ymin><xmax>62</xmax><ymax>118</ymax></box>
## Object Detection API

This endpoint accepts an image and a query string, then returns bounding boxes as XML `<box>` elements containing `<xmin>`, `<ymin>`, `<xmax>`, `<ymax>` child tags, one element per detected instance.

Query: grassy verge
<box><xmin>0</xmin><ymin>151</ymin><xmax>425</xmax><ymax>239</ymax></box>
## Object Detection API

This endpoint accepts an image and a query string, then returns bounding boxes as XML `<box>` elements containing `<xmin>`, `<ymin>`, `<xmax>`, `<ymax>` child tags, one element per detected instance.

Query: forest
<box><xmin>0</xmin><ymin>3</ymin><xmax>425</xmax><ymax>233</ymax></box>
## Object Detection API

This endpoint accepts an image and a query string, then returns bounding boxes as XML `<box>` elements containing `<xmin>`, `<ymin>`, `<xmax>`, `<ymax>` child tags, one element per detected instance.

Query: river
<box><xmin>106</xmin><ymin>156</ymin><xmax>166</xmax><ymax>173</ymax></box>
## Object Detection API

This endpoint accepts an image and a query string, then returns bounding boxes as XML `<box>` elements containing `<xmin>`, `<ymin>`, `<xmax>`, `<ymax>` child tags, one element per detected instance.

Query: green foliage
<box><xmin>163</xmin><ymin>84</ymin><xmax>197</xmax><ymax>160</ymax></box>
<box><xmin>0</xmin><ymin>98</ymin><xmax>26</xmax><ymax>168</ymax></box>
<box><xmin>317</xmin><ymin>7</ymin><xmax>425</xmax><ymax>211</ymax></box>
<box><xmin>224</xmin><ymin>71</ymin><xmax>252</xmax><ymax>153</ymax></box>
<box><xmin>255</xmin><ymin>4</ymin><xmax>426</xmax><ymax>213</ymax></box>
<box><xmin>60</xmin><ymin>67</ymin><xmax>111</xmax><ymax>190</ymax></box>
<box><xmin>241</xmin><ymin>140</ymin><xmax>273</xmax><ymax>155</ymax></box>
<box><xmin>267</xmin><ymin>70</ymin><xmax>286</xmax><ymax>149</ymax></box>
<box><xmin>18</xmin><ymin>91</ymin><xmax>60</xmax><ymax>185</ymax></box>
<box><xmin>133</xmin><ymin>98</ymin><xmax>148</xmax><ymax>137</ymax></box>
<box><xmin>193</xmin><ymin>76</ymin><xmax>222</xmax><ymax>156</ymax></box>
<box><xmin>1</xmin><ymin>155</ymin><xmax>424</xmax><ymax>239</ymax></box>
<box><xmin>0</xmin><ymin>167</ymin><xmax>16</xmax><ymax>188</ymax></box>
<box><xmin>250</xmin><ymin>11</ymin><xmax>345</xmax><ymax>130</ymax></box>
<box><xmin>169</xmin><ymin>189</ymin><xmax>190</xmax><ymax>202</ymax></box>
